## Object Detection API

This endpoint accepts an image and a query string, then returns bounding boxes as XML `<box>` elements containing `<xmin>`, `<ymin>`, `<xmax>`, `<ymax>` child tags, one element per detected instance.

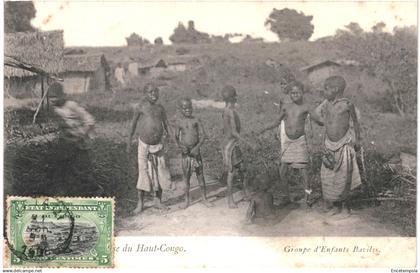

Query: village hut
<box><xmin>165</xmin><ymin>55</ymin><xmax>201</xmax><ymax>72</ymax></box>
<box><xmin>138</xmin><ymin>58</ymin><xmax>167</xmax><ymax>76</ymax></box>
<box><xmin>61</xmin><ymin>53</ymin><xmax>110</xmax><ymax>94</ymax></box>
<box><xmin>4</xmin><ymin>30</ymin><xmax>64</xmax><ymax>98</ymax></box>
<box><xmin>300</xmin><ymin>60</ymin><xmax>341</xmax><ymax>87</ymax></box>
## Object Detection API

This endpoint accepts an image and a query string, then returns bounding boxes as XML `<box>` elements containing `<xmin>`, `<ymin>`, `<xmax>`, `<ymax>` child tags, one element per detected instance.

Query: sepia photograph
<box><xmin>2</xmin><ymin>0</ymin><xmax>417</xmax><ymax>269</ymax></box>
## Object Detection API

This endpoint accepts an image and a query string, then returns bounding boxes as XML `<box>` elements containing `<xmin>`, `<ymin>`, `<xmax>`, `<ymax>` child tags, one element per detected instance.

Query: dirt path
<box><xmin>116</xmin><ymin>175</ymin><xmax>403</xmax><ymax>237</ymax></box>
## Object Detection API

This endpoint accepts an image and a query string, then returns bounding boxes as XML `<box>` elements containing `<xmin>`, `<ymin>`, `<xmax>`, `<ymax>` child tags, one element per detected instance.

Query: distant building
<box><xmin>138</xmin><ymin>59</ymin><xmax>167</xmax><ymax>76</ymax></box>
<box><xmin>165</xmin><ymin>55</ymin><xmax>200</xmax><ymax>72</ymax></box>
<box><xmin>300</xmin><ymin>60</ymin><xmax>341</xmax><ymax>86</ymax></box>
<box><xmin>4</xmin><ymin>30</ymin><xmax>64</xmax><ymax>98</ymax></box>
<box><xmin>128</xmin><ymin>62</ymin><xmax>139</xmax><ymax>76</ymax></box>
<box><xmin>61</xmin><ymin>53</ymin><xmax>110</xmax><ymax>94</ymax></box>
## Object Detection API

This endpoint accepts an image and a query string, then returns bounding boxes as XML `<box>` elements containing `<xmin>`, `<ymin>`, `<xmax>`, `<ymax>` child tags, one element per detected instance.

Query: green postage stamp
<box><xmin>5</xmin><ymin>196</ymin><xmax>114</xmax><ymax>268</ymax></box>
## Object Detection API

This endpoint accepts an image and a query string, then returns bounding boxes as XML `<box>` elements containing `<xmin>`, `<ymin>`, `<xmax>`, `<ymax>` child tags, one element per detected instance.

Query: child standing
<box><xmin>127</xmin><ymin>83</ymin><xmax>171</xmax><ymax>214</ymax></box>
<box><xmin>319</xmin><ymin>76</ymin><xmax>362</xmax><ymax>218</ymax></box>
<box><xmin>221</xmin><ymin>85</ymin><xmax>256</xmax><ymax>208</ymax></box>
<box><xmin>173</xmin><ymin>98</ymin><xmax>213</xmax><ymax>209</ymax></box>
<box><xmin>258</xmin><ymin>81</ymin><xmax>322</xmax><ymax>206</ymax></box>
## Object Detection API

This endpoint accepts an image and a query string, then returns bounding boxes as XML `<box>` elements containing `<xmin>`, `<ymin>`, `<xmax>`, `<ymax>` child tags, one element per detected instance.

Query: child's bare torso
<box><xmin>283</xmin><ymin>103</ymin><xmax>309</xmax><ymax>140</ymax></box>
<box><xmin>323</xmin><ymin>100</ymin><xmax>352</xmax><ymax>142</ymax></box>
<box><xmin>137</xmin><ymin>102</ymin><xmax>165</xmax><ymax>145</ymax></box>
<box><xmin>177</xmin><ymin>117</ymin><xmax>200</xmax><ymax>149</ymax></box>
<box><xmin>223</xmin><ymin>107</ymin><xmax>241</xmax><ymax>141</ymax></box>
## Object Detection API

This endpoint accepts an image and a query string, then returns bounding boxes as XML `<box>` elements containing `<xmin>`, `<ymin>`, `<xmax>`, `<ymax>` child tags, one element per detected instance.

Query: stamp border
<box><xmin>4</xmin><ymin>195</ymin><xmax>115</xmax><ymax>269</ymax></box>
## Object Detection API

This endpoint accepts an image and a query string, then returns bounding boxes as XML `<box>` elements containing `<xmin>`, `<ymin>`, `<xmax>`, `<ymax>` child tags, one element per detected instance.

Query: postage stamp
<box><xmin>4</xmin><ymin>196</ymin><xmax>114</xmax><ymax>268</ymax></box>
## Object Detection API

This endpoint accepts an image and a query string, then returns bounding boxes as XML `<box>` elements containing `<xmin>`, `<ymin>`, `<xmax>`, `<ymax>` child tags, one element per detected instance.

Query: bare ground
<box><xmin>116</xmin><ymin>174</ymin><xmax>403</xmax><ymax>237</ymax></box>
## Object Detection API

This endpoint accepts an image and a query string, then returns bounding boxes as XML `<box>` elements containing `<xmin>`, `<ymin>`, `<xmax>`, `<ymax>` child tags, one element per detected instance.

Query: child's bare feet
<box><xmin>201</xmin><ymin>199</ymin><xmax>214</xmax><ymax>207</ymax></box>
<box><xmin>179</xmin><ymin>200</ymin><xmax>189</xmax><ymax>209</ymax></box>
<box><xmin>228</xmin><ymin>199</ymin><xmax>238</xmax><ymax>208</ymax></box>
<box><xmin>153</xmin><ymin>198</ymin><xmax>168</xmax><ymax>210</ymax></box>
<box><xmin>326</xmin><ymin>206</ymin><xmax>341</xmax><ymax>216</ymax></box>
<box><xmin>322</xmin><ymin>200</ymin><xmax>333</xmax><ymax>213</ymax></box>
<box><xmin>131</xmin><ymin>206</ymin><xmax>143</xmax><ymax>216</ymax></box>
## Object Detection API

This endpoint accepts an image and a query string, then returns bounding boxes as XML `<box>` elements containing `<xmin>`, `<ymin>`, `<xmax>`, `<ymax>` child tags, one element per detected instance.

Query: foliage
<box><xmin>5</xmin><ymin>1</ymin><xmax>36</xmax><ymax>33</ymax></box>
<box><xmin>334</xmin><ymin>24</ymin><xmax>417</xmax><ymax>115</ymax></box>
<box><xmin>125</xmin><ymin>33</ymin><xmax>150</xmax><ymax>47</ymax></box>
<box><xmin>169</xmin><ymin>21</ymin><xmax>211</xmax><ymax>44</ymax></box>
<box><xmin>154</xmin><ymin>37</ymin><xmax>163</xmax><ymax>45</ymax></box>
<box><xmin>265</xmin><ymin>8</ymin><xmax>314</xmax><ymax>41</ymax></box>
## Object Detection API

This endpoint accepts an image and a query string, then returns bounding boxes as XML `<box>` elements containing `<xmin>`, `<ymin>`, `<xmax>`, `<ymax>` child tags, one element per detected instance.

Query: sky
<box><xmin>31</xmin><ymin>0</ymin><xmax>418</xmax><ymax>47</ymax></box>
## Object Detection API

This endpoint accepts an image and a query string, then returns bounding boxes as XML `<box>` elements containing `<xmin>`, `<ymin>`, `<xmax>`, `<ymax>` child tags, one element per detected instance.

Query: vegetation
<box><xmin>4</xmin><ymin>1</ymin><xmax>37</xmax><ymax>33</ymax></box>
<box><xmin>169</xmin><ymin>21</ymin><xmax>211</xmax><ymax>44</ymax></box>
<box><xmin>333</xmin><ymin>24</ymin><xmax>417</xmax><ymax>116</ymax></box>
<box><xmin>125</xmin><ymin>33</ymin><xmax>150</xmax><ymax>47</ymax></box>
<box><xmin>265</xmin><ymin>8</ymin><xmax>314</xmax><ymax>41</ymax></box>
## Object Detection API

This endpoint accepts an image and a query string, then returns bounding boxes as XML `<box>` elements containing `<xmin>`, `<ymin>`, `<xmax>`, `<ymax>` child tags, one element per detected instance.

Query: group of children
<box><xmin>126</xmin><ymin>75</ymin><xmax>363</xmax><ymax>220</ymax></box>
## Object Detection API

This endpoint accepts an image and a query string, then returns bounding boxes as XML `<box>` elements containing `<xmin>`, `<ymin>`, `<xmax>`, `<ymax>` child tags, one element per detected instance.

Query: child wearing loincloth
<box><xmin>258</xmin><ymin>81</ymin><xmax>322</xmax><ymax>207</ymax></box>
<box><xmin>221</xmin><ymin>85</ymin><xmax>257</xmax><ymax>208</ymax></box>
<box><xmin>173</xmin><ymin>98</ymin><xmax>213</xmax><ymax>209</ymax></box>
<box><xmin>127</xmin><ymin>83</ymin><xmax>171</xmax><ymax>215</ymax></box>
<box><xmin>318</xmin><ymin>76</ymin><xmax>362</xmax><ymax>219</ymax></box>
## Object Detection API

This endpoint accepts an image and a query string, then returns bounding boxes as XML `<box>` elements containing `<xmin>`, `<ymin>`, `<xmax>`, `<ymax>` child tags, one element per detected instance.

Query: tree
<box><xmin>125</xmin><ymin>33</ymin><xmax>150</xmax><ymax>47</ymax></box>
<box><xmin>265</xmin><ymin>8</ymin><xmax>314</xmax><ymax>41</ymax></box>
<box><xmin>169</xmin><ymin>21</ymin><xmax>211</xmax><ymax>44</ymax></box>
<box><xmin>345</xmin><ymin>22</ymin><xmax>364</xmax><ymax>35</ymax></box>
<box><xmin>372</xmin><ymin>22</ymin><xmax>386</xmax><ymax>33</ymax></box>
<box><xmin>5</xmin><ymin>1</ymin><xmax>37</xmax><ymax>33</ymax></box>
<box><xmin>334</xmin><ymin>24</ymin><xmax>417</xmax><ymax>116</ymax></box>
<box><xmin>154</xmin><ymin>37</ymin><xmax>163</xmax><ymax>45</ymax></box>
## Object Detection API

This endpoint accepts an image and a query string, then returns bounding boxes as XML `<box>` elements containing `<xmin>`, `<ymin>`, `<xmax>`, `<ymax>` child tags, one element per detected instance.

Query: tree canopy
<box><xmin>334</xmin><ymin>23</ymin><xmax>417</xmax><ymax>115</ymax></box>
<box><xmin>169</xmin><ymin>21</ymin><xmax>211</xmax><ymax>44</ymax></box>
<box><xmin>265</xmin><ymin>8</ymin><xmax>314</xmax><ymax>41</ymax></box>
<box><xmin>5</xmin><ymin>1</ymin><xmax>37</xmax><ymax>33</ymax></box>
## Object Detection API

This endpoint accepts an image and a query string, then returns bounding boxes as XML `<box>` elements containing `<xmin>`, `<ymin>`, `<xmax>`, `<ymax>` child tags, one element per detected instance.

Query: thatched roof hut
<box><xmin>61</xmin><ymin>53</ymin><xmax>110</xmax><ymax>94</ymax></box>
<box><xmin>63</xmin><ymin>53</ymin><xmax>108</xmax><ymax>73</ymax></box>
<box><xmin>4</xmin><ymin>30</ymin><xmax>64</xmax><ymax>78</ymax></box>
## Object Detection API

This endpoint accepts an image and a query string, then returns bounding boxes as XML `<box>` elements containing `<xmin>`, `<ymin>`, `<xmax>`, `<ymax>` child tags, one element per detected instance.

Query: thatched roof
<box><xmin>300</xmin><ymin>60</ymin><xmax>340</xmax><ymax>73</ymax></box>
<box><xmin>63</xmin><ymin>53</ymin><xmax>108</xmax><ymax>73</ymax></box>
<box><xmin>4</xmin><ymin>30</ymin><xmax>64</xmax><ymax>78</ymax></box>
<box><xmin>139</xmin><ymin>58</ymin><xmax>167</xmax><ymax>69</ymax></box>
<box><xmin>5</xmin><ymin>55</ymin><xmax>63</xmax><ymax>81</ymax></box>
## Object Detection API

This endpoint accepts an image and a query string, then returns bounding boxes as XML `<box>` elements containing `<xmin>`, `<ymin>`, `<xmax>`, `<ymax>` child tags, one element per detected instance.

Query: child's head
<box><xmin>143</xmin><ymin>83</ymin><xmax>159</xmax><ymax>104</ymax></box>
<box><xmin>48</xmin><ymin>82</ymin><xmax>66</xmax><ymax>107</ymax></box>
<box><xmin>253</xmin><ymin>173</ymin><xmax>271</xmax><ymax>192</ymax></box>
<box><xmin>221</xmin><ymin>85</ymin><xmax>237</xmax><ymax>104</ymax></box>
<box><xmin>287</xmin><ymin>81</ymin><xmax>304</xmax><ymax>104</ymax></box>
<box><xmin>324</xmin><ymin>76</ymin><xmax>346</xmax><ymax>100</ymax></box>
<box><xmin>179</xmin><ymin>97</ymin><xmax>193</xmax><ymax>117</ymax></box>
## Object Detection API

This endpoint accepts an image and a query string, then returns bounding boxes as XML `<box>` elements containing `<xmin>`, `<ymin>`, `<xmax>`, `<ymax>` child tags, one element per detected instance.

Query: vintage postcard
<box><xmin>4</xmin><ymin>196</ymin><xmax>114</xmax><ymax>268</ymax></box>
<box><xmin>2</xmin><ymin>0</ymin><xmax>417</xmax><ymax>271</ymax></box>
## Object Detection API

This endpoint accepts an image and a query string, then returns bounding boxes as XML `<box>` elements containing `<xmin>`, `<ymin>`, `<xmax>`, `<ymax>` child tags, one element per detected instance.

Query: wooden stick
<box><xmin>32</xmin><ymin>83</ymin><xmax>50</xmax><ymax>124</ymax></box>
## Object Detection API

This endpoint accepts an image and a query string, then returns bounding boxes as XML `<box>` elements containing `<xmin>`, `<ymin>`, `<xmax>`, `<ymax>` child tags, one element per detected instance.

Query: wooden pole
<box><xmin>33</xmin><ymin>85</ymin><xmax>50</xmax><ymax>124</ymax></box>
<box><xmin>41</xmin><ymin>76</ymin><xmax>45</xmax><ymax>111</ymax></box>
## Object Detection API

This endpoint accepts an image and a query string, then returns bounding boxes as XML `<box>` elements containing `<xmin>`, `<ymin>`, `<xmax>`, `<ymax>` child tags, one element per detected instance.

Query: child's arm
<box><xmin>69</xmin><ymin>101</ymin><xmax>96</xmax><ymax>136</ymax></box>
<box><xmin>127</xmin><ymin>106</ymin><xmax>141</xmax><ymax>153</ymax></box>
<box><xmin>309</xmin><ymin>109</ymin><xmax>324</xmax><ymax>126</ymax></box>
<box><xmin>349</xmin><ymin>103</ymin><xmax>361</xmax><ymax>151</ymax></box>
<box><xmin>305</xmin><ymin>112</ymin><xmax>314</xmax><ymax>159</ymax></box>
<box><xmin>173</xmin><ymin>121</ymin><xmax>188</xmax><ymax>154</ymax></box>
<box><xmin>191</xmin><ymin>119</ymin><xmax>207</xmax><ymax>155</ymax></box>
<box><xmin>257</xmin><ymin>109</ymin><xmax>285</xmax><ymax>135</ymax></box>
<box><xmin>161</xmin><ymin>106</ymin><xmax>170</xmax><ymax>139</ymax></box>
<box><xmin>228</xmin><ymin>110</ymin><xmax>257</xmax><ymax>149</ymax></box>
